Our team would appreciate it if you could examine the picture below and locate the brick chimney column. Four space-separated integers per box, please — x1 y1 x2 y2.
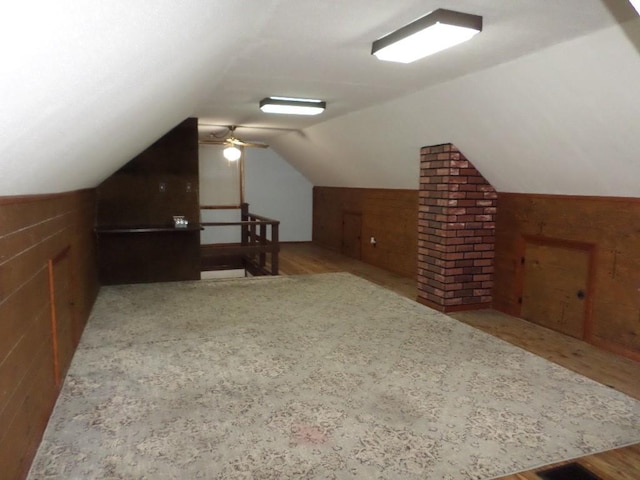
417 144 496 312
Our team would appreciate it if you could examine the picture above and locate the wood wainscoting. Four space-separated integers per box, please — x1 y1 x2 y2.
312 187 418 279
0 190 99 480
494 193 640 361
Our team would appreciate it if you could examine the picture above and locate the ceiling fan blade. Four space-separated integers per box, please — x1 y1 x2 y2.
199 125 270 149
199 138 269 149
231 138 269 148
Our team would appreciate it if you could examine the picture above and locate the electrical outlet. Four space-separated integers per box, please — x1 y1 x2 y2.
186 182 192 193
159 181 167 193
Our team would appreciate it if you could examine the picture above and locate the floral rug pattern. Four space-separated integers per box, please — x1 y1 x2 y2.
28 273 640 479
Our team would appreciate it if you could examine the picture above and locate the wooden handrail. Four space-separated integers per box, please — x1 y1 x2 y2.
201 220 278 227
247 212 280 223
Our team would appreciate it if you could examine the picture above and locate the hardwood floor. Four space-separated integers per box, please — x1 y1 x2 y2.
279 242 416 298
279 242 640 480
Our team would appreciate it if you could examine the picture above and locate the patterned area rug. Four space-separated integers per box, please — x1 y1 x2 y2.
28 273 640 479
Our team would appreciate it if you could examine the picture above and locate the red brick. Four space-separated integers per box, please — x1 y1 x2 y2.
473 289 491 296
454 260 475 268
444 297 463 306
469 176 488 184
473 274 492 282
450 176 469 184
450 160 469 168
446 222 468 230
449 192 467 199
466 192 484 198
418 143 495 310
443 282 463 291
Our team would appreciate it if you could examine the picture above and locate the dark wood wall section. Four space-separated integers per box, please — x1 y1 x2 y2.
96 118 201 284
494 193 640 361
97 118 199 227
312 187 418 279
0 190 98 480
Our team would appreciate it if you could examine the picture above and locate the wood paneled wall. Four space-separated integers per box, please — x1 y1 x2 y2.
313 187 418 279
96 118 201 284
0 190 98 480
494 193 640 360
97 118 199 228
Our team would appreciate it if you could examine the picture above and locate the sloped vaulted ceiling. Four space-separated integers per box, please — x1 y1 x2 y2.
0 0 275 195
1 1 639 196
272 17 640 196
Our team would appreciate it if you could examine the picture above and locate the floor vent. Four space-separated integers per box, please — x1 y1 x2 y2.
537 462 601 480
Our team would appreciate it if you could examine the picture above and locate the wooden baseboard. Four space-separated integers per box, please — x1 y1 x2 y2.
417 297 491 313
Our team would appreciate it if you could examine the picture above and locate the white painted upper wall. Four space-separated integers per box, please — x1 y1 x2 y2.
198 148 313 244
244 148 313 242
272 19 640 196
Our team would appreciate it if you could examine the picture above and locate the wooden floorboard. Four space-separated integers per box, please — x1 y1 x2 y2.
279 242 640 480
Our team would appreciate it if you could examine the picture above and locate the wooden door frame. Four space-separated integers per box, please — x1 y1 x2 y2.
515 235 597 341
48 246 72 388
341 210 362 259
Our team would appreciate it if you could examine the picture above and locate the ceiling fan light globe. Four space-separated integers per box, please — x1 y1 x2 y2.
223 145 242 161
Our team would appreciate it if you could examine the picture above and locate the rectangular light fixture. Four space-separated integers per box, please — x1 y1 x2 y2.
630 0 640 15
259 96 326 115
372 8 482 64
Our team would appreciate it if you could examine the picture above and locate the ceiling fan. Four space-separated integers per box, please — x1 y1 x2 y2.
199 125 269 161
199 125 269 149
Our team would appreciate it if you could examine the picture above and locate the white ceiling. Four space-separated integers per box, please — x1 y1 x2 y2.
0 0 639 196
196 0 634 140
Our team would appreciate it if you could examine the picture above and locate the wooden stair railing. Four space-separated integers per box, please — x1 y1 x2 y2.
200 203 280 276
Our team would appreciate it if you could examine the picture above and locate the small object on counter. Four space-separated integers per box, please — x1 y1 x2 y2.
173 216 188 228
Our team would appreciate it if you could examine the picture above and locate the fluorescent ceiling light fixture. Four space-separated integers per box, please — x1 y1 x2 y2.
372 8 482 63
223 145 241 161
630 0 640 15
260 96 326 115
